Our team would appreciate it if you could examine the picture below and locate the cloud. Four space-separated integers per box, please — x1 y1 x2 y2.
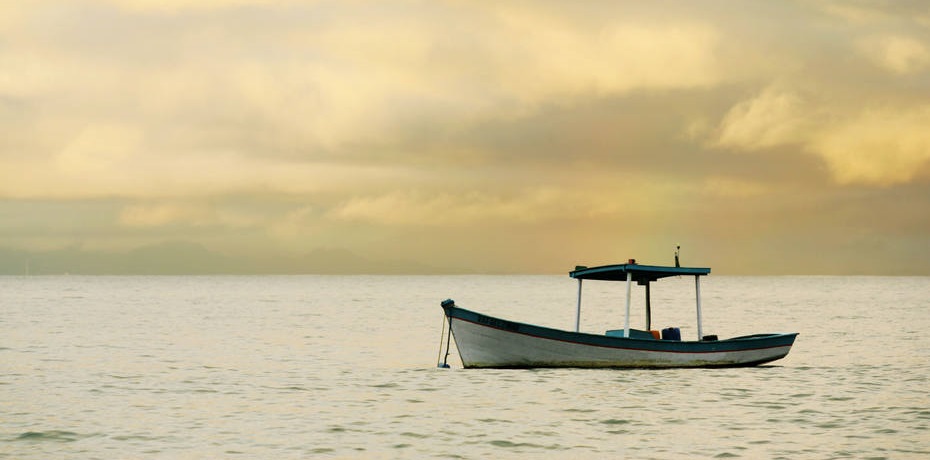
327 174 698 230
712 86 930 186
713 86 810 151
106 0 298 13
859 35 930 75
329 189 573 226
2 143 417 199
268 205 318 240
56 123 143 174
810 107 930 186
1 1 732 200
485 7 724 101
118 203 209 227
2 1 930 274
817 0 930 27
701 177 769 198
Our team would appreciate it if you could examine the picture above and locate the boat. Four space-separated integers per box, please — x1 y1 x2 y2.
437 260 797 368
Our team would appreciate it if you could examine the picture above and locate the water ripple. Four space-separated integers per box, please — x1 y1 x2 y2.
3 275 928 459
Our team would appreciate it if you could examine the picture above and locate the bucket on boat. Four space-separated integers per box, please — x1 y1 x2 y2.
649 330 661 340
661 327 681 341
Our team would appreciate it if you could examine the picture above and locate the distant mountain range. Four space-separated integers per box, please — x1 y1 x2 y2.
0 242 456 275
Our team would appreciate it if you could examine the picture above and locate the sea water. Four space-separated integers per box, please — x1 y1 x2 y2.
2 275 928 458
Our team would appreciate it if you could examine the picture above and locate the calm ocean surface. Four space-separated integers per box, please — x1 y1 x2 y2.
2 275 929 459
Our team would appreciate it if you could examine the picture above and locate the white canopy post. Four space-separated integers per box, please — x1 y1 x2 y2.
645 282 652 331
575 279 583 332
624 271 632 338
695 275 704 340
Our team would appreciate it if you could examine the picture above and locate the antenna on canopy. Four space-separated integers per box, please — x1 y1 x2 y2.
675 245 681 268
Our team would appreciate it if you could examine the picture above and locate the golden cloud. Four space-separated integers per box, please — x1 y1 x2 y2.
329 190 559 226
713 86 810 150
712 87 930 186
328 176 691 228
481 8 725 105
2 140 416 199
106 0 296 13
701 177 769 198
56 123 142 175
119 203 207 227
811 107 930 186
118 201 261 228
859 35 930 75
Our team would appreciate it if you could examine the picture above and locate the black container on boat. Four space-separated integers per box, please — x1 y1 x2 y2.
662 327 681 341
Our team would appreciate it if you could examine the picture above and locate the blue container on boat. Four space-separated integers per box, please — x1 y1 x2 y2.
662 327 681 341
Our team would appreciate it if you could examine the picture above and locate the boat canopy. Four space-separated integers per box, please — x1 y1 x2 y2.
570 263 710 284
569 262 712 338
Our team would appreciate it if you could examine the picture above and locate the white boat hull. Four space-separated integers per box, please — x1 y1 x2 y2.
444 305 796 369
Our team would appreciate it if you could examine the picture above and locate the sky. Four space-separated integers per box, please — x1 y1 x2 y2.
2 0 930 274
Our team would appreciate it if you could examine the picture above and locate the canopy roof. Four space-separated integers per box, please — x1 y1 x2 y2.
569 263 711 283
